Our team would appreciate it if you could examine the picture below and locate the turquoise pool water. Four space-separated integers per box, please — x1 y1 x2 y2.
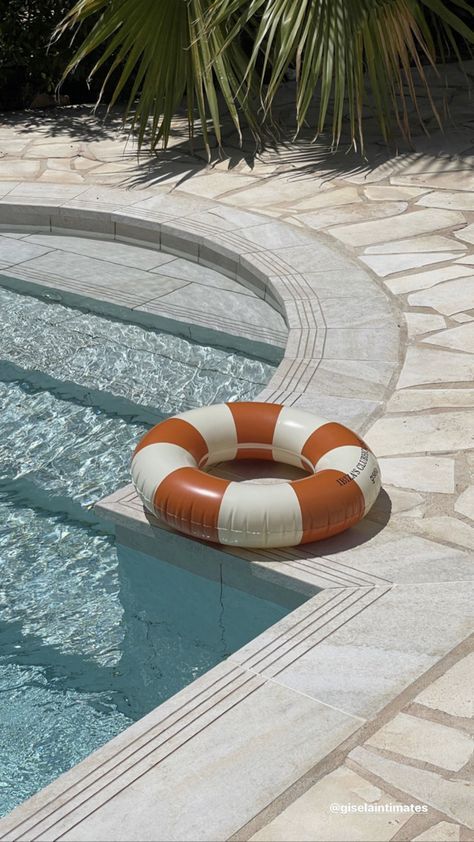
0 284 292 816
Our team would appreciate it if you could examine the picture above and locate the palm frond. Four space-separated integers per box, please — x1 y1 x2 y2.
208 0 474 150
55 0 259 157
56 0 474 154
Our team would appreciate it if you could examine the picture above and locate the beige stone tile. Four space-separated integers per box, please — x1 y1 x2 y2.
367 712 473 772
136 167 203 189
270 242 353 272
72 185 151 207
250 766 412 841
391 155 468 176
222 178 325 208
384 265 473 295
324 527 472 586
23 141 80 158
193 205 268 229
383 487 426 516
408 276 474 316
378 456 455 493
266 582 473 719
177 172 258 199
415 653 474 718
412 821 461 841
299 201 406 230
362 253 461 278
276 392 381 431
73 156 102 172
393 506 426 521
132 191 212 216
85 139 135 161
45 158 76 172
451 313 474 323
212 158 279 176
88 160 141 177
390 171 474 192
405 313 447 337
365 235 465 254
1 181 87 201
468 453 474 482
239 221 310 248
386 388 474 413
422 322 474 353
328 209 466 247
415 516 474 550
288 186 361 210
417 191 474 211
0 181 19 198
365 185 427 200
0 160 41 179
318 296 395 329
396 347 474 388
0 138 31 154
251 207 284 218
455 485 474 521
350 745 473 826
366 411 474 455
322 326 399 362
38 170 85 184
454 223 474 246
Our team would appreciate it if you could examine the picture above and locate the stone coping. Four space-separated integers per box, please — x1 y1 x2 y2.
0 182 401 433
0 186 472 841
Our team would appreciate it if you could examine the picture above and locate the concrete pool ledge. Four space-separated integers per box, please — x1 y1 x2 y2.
0 184 472 841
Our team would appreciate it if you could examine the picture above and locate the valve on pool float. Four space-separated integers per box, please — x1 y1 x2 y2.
131 402 381 549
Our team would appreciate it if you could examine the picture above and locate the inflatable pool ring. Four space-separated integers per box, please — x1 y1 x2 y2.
131 402 381 548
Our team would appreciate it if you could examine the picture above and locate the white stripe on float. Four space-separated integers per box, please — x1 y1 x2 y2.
272 406 328 468
315 445 381 514
131 443 196 513
217 481 303 548
176 404 237 465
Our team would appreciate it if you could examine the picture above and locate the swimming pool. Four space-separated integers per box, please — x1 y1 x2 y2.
0 285 294 816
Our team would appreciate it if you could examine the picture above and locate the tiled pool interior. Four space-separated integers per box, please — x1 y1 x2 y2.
0 283 293 816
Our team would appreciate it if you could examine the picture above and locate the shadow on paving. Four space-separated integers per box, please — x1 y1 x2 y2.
0 104 124 143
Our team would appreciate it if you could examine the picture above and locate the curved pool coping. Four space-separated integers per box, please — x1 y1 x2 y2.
0 184 402 435
2 186 472 842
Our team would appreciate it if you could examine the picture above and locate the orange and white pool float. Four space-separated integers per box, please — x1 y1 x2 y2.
131 402 381 548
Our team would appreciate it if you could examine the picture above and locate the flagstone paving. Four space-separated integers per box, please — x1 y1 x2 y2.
244 644 473 842
0 58 473 842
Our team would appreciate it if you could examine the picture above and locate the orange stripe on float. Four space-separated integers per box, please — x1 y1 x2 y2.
291 469 365 543
226 402 283 461
153 467 230 542
133 418 208 463
302 422 367 469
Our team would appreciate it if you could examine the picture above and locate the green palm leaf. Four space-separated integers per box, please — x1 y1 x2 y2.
55 0 259 156
56 0 473 153
208 0 473 149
